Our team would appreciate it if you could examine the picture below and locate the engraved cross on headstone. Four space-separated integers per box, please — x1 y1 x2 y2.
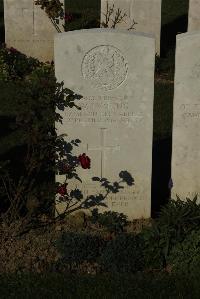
18 1 35 35
87 128 120 178
32 0 35 35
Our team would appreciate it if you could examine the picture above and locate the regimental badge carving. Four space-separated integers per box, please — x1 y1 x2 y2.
81 45 128 91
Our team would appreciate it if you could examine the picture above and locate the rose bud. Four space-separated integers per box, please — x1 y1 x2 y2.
57 183 68 196
9 47 18 53
78 153 91 169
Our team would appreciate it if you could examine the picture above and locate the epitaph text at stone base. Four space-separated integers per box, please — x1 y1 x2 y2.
54 29 155 219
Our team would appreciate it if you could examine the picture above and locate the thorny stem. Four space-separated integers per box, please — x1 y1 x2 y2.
50 17 62 33
101 0 137 30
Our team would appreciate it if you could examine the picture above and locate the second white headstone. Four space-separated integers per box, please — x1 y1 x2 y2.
172 32 200 202
4 0 64 61
188 0 200 32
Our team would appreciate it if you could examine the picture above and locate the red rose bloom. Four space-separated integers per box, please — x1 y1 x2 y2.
9 47 18 53
41 78 49 87
64 13 73 22
62 164 71 172
57 183 67 196
78 153 91 169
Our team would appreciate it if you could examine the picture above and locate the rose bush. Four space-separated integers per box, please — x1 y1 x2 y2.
0 46 135 228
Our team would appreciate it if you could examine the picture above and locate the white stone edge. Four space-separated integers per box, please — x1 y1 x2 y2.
176 30 200 41
54 28 155 40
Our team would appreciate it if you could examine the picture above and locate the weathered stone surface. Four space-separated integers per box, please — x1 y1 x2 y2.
4 0 64 61
54 29 155 220
172 32 200 202
188 0 200 32
101 0 161 54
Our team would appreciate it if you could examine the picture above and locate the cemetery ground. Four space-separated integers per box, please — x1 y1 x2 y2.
0 0 200 298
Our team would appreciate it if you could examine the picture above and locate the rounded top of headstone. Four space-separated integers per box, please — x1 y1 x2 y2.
54 28 155 40
176 31 200 41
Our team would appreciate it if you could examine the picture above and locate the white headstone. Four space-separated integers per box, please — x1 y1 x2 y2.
4 0 64 61
188 0 200 31
172 32 200 202
101 0 162 55
54 29 155 220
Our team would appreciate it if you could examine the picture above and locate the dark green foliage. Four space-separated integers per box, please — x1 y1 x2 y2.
141 197 200 269
0 272 200 299
90 208 128 233
162 0 189 26
0 46 134 223
54 232 104 267
35 0 65 33
157 196 200 230
99 233 144 273
0 47 82 223
167 229 200 277
141 224 167 269
35 0 64 19
0 45 41 81
35 0 100 32
64 0 100 31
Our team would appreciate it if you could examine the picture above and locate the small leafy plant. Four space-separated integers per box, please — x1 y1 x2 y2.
90 208 128 233
167 228 200 277
141 196 200 269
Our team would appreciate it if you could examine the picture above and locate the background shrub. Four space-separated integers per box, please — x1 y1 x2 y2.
99 233 144 273
0 44 84 223
0 45 41 81
64 0 100 31
167 228 200 277
54 232 104 268
141 197 200 269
